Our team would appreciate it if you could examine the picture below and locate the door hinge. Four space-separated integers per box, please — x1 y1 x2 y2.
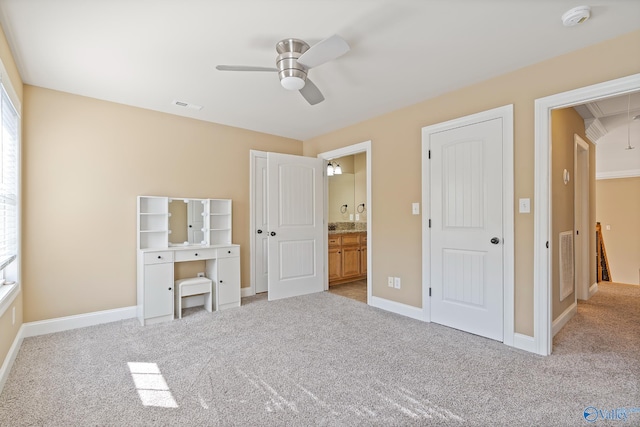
429 287 432 297
428 150 431 159
546 241 549 249
429 219 431 228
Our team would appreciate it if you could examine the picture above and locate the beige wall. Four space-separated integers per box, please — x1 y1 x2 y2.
596 177 640 285
550 108 596 320
22 85 301 322
303 30 640 336
0 24 23 378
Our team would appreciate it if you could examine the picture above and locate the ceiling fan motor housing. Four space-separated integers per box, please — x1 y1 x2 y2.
276 38 309 90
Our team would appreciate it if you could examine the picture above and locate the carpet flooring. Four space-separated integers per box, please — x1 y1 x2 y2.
0 282 638 426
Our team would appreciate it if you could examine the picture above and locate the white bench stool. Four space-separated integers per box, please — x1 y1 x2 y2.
174 277 213 319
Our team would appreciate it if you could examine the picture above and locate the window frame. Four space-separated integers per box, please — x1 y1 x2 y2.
0 65 21 318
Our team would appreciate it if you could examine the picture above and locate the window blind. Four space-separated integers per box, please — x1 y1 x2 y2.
0 83 18 272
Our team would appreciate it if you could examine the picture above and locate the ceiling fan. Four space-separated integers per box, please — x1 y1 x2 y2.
216 34 350 105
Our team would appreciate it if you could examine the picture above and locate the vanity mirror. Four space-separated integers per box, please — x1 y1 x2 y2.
327 153 367 223
169 198 207 245
328 173 354 222
138 196 232 249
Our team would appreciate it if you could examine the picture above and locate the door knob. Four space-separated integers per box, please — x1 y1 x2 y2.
490 237 500 245
270 231 276 236
257 229 263 234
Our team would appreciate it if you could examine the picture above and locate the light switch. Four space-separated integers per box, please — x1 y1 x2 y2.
606 224 611 231
519 198 531 214
412 203 420 215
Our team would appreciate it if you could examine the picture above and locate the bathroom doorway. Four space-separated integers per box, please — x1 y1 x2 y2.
319 141 372 304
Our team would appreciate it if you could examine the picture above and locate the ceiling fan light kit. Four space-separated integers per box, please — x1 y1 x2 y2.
276 39 310 90
216 34 350 105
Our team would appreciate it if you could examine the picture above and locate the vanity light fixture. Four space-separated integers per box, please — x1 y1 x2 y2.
326 161 342 176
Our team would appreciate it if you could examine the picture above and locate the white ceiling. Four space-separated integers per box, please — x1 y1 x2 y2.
574 92 640 176
0 1 639 141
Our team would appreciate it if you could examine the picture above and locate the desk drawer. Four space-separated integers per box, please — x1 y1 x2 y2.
144 251 174 265
217 246 240 258
175 248 217 262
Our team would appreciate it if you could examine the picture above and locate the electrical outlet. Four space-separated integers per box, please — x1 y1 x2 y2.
355 213 360 221
388 277 394 287
394 277 401 289
197 272 205 278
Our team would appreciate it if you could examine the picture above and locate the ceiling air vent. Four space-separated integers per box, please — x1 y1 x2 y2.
171 100 203 111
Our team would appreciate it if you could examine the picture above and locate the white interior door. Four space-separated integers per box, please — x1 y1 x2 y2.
254 155 269 293
267 152 324 300
430 118 504 341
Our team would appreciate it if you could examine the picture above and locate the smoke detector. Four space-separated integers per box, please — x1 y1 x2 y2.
562 6 591 27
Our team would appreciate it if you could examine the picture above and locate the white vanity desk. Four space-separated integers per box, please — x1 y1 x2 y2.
137 244 240 326
136 196 240 326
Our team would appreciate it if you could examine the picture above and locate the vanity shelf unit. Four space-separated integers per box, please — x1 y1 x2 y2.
137 196 240 326
137 196 170 250
207 199 232 245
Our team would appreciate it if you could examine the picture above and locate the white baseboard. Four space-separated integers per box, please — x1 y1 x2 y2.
22 306 137 338
370 296 424 321
0 324 25 396
589 282 598 298
552 302 577 337
513 333 537 353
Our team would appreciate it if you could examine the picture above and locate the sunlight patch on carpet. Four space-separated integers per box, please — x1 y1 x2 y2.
128 362 178 408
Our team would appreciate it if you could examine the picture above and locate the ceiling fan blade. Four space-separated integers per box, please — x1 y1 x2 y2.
297 34 350 69
216 65 277 72
299 79 324 105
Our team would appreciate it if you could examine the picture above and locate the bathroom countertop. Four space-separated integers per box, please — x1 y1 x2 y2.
328 230 367 235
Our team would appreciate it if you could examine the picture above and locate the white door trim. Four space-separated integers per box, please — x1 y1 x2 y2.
534 73 640 356
422 105 514 346
574 134 590 301
318 141 372 303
